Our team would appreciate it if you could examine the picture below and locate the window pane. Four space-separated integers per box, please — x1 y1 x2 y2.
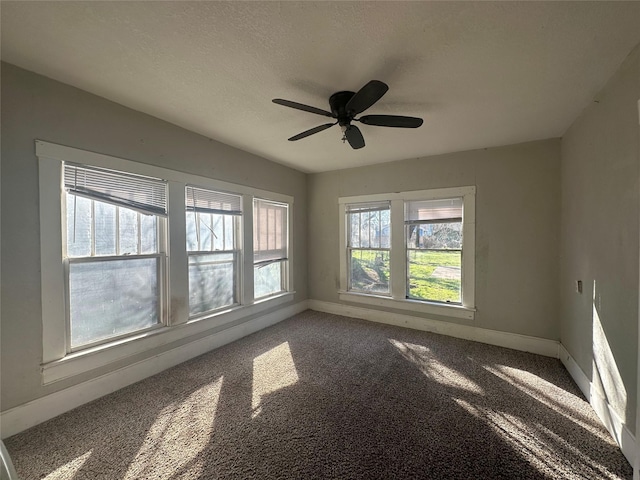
254 261 284 298
212 214 224 251
66 195 92 257
360 212 371 247
140 214 158 254
186 212 198 251
94 201 116 256
347 207 390 250
189 253 235 316
407 250 461 303
69 258 159 347
380 209 391 248
349 250 390 294
224 215 234 250
199 213 213 251
118 207 138 255
349 212 360 248
407 222 462 249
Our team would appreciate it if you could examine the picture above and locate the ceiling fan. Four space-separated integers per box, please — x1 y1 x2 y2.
272 80 423 149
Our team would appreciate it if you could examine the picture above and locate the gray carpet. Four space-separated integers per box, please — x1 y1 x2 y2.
5 310 633 479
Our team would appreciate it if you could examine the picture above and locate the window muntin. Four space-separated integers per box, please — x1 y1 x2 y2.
406 198 463 304
346 202 391 295
186 186 241 316
64 165 167 350
253 199 288 299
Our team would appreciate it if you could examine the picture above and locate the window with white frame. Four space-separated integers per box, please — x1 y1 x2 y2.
253 198 288 299
186 186 241 316
339 186 475 319
346 201 391 294
38 140 294 384
405 198 463 304
63 163 167 349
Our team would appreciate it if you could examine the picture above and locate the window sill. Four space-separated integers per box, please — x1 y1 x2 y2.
338 291 475 320
41 292 295 384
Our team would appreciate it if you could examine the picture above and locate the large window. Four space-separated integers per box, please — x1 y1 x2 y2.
64 164 167 349
38 140 294 384
253 199 288 299
339 187 475 319
186 186 241 316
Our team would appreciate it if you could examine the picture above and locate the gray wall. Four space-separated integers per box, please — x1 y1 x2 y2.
0 63 308 410
308 139 561 340
560 45 639 435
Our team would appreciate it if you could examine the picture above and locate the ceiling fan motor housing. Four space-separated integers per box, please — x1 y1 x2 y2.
329 91 356 126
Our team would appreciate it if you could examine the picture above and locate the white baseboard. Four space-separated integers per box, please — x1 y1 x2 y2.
308 299 559 358
1 300 309 439
557 343 591 399
559 343 637 468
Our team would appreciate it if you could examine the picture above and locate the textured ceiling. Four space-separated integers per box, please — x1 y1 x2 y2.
2 2 640 173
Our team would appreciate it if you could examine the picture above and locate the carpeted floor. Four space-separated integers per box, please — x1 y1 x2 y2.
5 310 633 479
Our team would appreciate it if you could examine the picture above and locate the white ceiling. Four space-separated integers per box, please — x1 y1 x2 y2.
2 2 640 173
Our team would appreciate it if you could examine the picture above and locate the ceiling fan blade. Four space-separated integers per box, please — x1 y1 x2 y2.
345 80 389 115
358 115 423 128
288 123 335 141
273 99 334 118
345 125 365 149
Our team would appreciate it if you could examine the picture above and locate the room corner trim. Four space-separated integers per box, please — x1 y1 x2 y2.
0 299 309 440
559 343 637 467
308 299 559 358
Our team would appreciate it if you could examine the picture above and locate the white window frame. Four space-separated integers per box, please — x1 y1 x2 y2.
253 198 290 300
338 186 476 320
61 163 170 351
185 186 243 318
37 140 294 384
345 201 391 295
64 222 168 351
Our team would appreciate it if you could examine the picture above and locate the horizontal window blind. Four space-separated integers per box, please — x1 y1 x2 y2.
64 163 167 217
186 186 242 215
254 199 288 265
346 201 390 214
405 198 462 223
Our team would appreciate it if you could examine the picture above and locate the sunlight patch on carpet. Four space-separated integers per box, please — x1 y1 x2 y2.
483 364 606 436
389 338 484 394
123 376 223 479
453 398 623 479
252 341 299 418
43 450 92 479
